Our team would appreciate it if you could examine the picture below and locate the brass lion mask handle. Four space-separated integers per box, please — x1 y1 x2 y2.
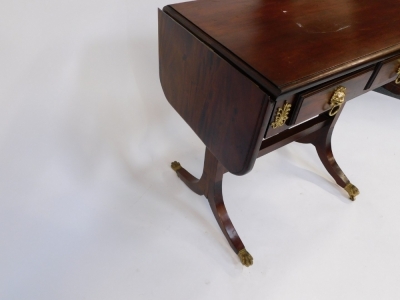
329 86 346 116
395 67 400 85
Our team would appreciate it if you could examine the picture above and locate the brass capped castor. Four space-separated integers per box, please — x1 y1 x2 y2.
344 183 360 201
238 249 253 267
171 161 182 172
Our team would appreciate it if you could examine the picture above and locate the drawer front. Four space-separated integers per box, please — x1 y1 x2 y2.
369 55 400 90
289 67 374 125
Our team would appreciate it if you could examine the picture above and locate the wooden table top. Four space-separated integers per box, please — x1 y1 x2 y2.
167 0 400 93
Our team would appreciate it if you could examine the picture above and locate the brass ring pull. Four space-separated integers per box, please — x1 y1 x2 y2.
329 86 346 116
395 67 400 85
329 104 341 116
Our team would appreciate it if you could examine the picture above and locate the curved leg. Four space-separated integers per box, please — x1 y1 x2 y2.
297 108 360 201
171 148 253 266
171 161 204 195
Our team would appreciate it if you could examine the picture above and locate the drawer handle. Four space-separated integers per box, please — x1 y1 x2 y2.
271 102 292 129
329 86 346 116
395 67 400 84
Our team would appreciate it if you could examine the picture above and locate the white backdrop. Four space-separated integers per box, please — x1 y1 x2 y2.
1 1 400 299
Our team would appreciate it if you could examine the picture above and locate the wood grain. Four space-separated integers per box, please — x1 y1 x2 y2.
159 10 274 175
369 55 400 90
167 0 400 94
289 67 374 125
173 148 246 254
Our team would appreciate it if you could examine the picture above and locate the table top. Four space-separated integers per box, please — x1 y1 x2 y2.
167 0 400 93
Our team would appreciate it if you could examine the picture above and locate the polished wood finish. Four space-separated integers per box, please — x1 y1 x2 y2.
173 149 245 254
297 105 350 190
159 0 400 265
159 9 274 175
369 55 400 90
259 114 331 158
288 67 374 126
167 0 400 94
264 67 374 138
382 80 400 95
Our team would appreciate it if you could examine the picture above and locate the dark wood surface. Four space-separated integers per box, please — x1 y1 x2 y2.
259 113 331 158
369 55 400 90
172 149 245 254
290 67 374 125
259 100 355 197
264 66 374 138
382 81 400 94
167 0 400 94
159 9 274 175
160 0 400 266
296 104 352 192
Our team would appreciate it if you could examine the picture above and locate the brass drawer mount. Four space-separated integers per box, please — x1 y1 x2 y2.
329 86 346 116
395 67 400 84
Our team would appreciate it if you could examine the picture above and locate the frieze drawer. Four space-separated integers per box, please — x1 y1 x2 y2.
289 67 374 125
369 55 400 90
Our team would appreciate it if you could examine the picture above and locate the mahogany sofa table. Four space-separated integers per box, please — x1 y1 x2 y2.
158 0 400 267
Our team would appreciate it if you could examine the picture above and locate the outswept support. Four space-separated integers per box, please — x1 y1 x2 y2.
297 106 360 201
171 148 253 267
